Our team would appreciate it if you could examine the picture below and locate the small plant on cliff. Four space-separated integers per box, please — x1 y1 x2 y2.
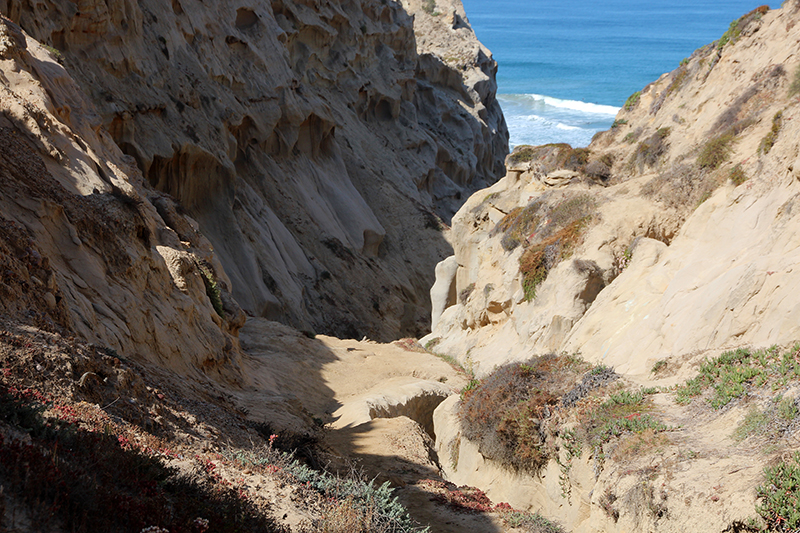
729 163 748 186
507 145 537 165
651 359 668 375
43 44 64 63
759 111 784 155
732 406 769 442
790 65 800 97
556 428 581 502
424 337 441 351
718 6 769 51
756 451 800 530
421 0 438 15
497 510 567 533
624 91 642 111
630 127 671 172
197 263 225 318
517 195 596 301
718 19 741 50
674 345 800 409
458 283 475 304
697 131 736 170
580 390 669 452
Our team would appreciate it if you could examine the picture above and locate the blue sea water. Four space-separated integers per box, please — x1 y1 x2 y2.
460 0 782 147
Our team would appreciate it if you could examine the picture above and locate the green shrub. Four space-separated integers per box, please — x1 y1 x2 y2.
424 337 441 351
732 406 769 442
718 7 769 51
606 390 645 406
507 143 589 172
729 164 747 186
651 359 668 375
623 91 641 111
43 44 64 63
674 346 800 409
777 395 799 420
516 195 596 301
197 262 225 318
790 65 800 97
459 355 587 473
492 193 596 299
665 67 689 98
697 131 736 169
498 510 566 533
675 377 703 404
507 145 537 165
718 19 741 50
421 0 436 15
623 130 640 144
631 127 671 171
759 110 783 154
756 452 800 529
581 389 668 449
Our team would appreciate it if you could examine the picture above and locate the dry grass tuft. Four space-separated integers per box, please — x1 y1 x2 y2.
630 127 671 172
492 193 596 300
459 354 589 474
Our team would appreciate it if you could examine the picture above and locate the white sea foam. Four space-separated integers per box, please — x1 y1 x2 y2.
522 94 620 116
498 93 618 148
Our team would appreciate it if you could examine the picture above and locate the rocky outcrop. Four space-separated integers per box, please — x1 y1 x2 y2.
0 16 245 380
2 0 508 341
424 4 800 378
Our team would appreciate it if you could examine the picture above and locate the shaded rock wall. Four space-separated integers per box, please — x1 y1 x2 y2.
2 0 508 340
0 17 245 381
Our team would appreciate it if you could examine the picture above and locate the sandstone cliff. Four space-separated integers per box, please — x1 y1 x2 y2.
426 3 800 378
0 2 511 530
0 17 246 381
2 0 507 341
423 4 800 532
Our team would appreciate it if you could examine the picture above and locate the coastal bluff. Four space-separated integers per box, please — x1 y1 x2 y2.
3 1 800 533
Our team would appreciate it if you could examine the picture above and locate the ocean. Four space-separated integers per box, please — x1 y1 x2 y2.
460 0 783 147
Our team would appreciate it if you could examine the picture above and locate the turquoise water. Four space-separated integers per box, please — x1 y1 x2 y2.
460 1 782 147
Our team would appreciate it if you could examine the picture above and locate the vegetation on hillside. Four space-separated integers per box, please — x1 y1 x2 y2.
491 193 597 301
0 324 427 533
458 354 670 480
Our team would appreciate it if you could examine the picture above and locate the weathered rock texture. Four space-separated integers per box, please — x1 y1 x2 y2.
2 0 507 340
425 4 800 378
0 16 246 381
422 4 800 531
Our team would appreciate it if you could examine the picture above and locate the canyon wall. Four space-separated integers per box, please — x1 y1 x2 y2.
425 4 800 378
2 0 508 341
421 7 800 529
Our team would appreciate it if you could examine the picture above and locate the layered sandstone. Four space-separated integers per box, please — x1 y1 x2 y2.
0 17 245 382
2 0 507 341
425 4 800 378
422 4 800 531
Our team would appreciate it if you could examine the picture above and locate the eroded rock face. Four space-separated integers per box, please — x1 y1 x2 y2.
425 5 800 377
2 0 508 340
0 16 244 381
